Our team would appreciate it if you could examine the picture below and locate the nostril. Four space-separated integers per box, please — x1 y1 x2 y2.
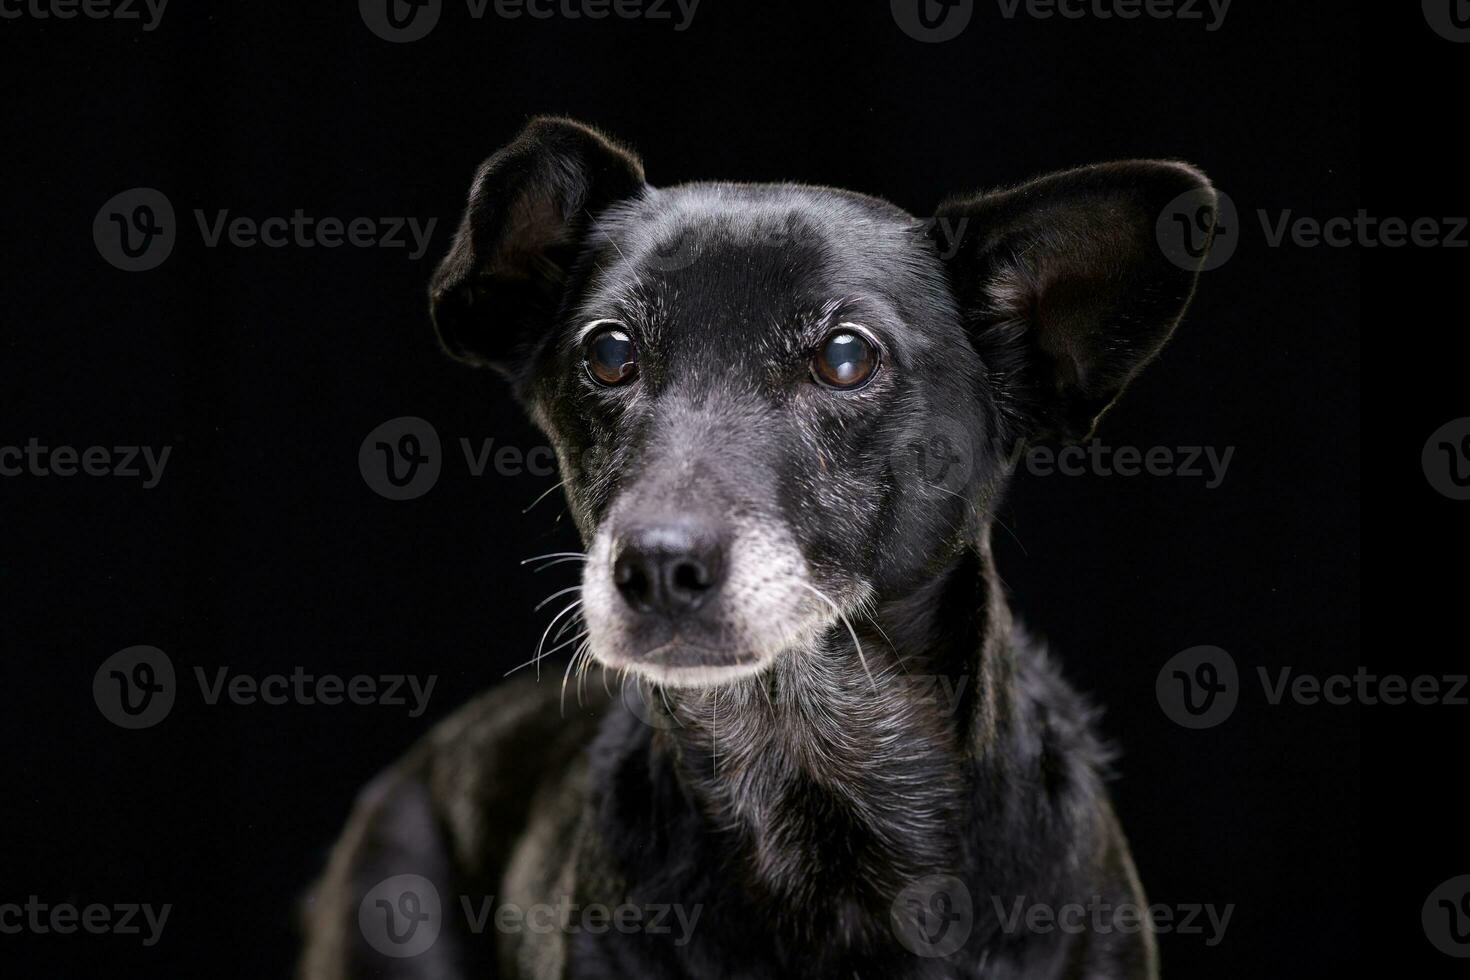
670 559 712 596
613 553 655 611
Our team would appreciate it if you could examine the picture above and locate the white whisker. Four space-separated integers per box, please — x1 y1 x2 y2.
532 598 583 680
534 585 583 613
522 481 566 515
532 555 588 572
520 551 588 566
798 581 877 692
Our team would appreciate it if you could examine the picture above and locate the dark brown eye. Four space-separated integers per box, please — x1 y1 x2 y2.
585 326 637 387
811 329 879 390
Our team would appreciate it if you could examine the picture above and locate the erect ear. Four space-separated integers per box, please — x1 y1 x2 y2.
429 116 647 383
935 161 1216 443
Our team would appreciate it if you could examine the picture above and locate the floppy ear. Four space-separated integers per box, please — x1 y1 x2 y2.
935 161 1216 442
429 116 647 383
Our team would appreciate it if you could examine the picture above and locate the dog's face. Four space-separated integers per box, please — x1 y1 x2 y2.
531 186 991 686
431 118 1214 687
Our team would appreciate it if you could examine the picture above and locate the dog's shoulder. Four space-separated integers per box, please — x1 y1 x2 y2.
421 674 610 843
1007 623 1118 782
297 673 610 979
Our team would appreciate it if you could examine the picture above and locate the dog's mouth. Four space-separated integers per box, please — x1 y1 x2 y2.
577 516 827 689
587 619 784 688
642 640 759 668
602 638 769 688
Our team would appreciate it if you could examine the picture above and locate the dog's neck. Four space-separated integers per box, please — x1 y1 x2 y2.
645 540 1018 928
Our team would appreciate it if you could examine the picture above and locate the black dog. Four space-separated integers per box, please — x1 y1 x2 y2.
300 117 1214 979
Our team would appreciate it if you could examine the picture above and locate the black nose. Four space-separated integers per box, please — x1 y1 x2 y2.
613 517 726 616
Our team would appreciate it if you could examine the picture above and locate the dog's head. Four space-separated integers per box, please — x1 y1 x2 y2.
431 117 1214 688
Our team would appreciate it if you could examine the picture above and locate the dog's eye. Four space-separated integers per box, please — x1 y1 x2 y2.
585 326 638 387
811 329 879 390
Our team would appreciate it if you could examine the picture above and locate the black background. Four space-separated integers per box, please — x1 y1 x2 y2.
0 1 1407 977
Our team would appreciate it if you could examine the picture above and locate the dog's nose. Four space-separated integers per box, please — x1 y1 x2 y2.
613 517 726 616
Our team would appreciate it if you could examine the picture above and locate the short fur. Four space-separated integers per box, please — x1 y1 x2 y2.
300 117 1216 979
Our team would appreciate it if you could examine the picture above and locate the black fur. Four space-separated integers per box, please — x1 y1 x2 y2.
300 117 1215 979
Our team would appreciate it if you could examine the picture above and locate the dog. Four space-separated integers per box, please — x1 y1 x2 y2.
299 117 1215 979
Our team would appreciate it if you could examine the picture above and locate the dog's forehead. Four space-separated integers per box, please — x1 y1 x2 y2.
581 183 927 352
